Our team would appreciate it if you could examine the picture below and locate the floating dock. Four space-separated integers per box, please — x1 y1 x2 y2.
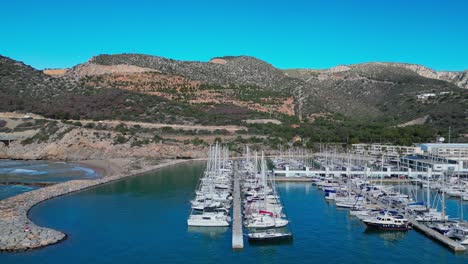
232 162 243 249
275 176 313 182
408 217 466 252
360 188 466 252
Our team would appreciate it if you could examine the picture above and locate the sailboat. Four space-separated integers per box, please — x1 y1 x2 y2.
188 143 232 227
247 229 293 242
444 165 468 244
244 152 289 228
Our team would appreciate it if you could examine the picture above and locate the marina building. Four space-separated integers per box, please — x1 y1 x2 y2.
351 144 423 157
417 143 468 169
399 154 466 173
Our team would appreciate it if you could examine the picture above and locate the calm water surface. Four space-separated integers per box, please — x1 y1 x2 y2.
0 161 467 264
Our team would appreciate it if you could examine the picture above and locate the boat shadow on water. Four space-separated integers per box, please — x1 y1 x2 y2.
187 226 229 238
364 228 408 241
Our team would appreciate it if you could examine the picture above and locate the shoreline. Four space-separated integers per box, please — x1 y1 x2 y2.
0 158 194 252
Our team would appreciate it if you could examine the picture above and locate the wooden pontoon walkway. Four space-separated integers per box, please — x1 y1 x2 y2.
232 162 243 249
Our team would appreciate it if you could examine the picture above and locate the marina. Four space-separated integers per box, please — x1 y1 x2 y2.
187 145 293 248
240 150 292 242
1 160 467 264
1 146 467 262
1 1 467 262
271 148 468 252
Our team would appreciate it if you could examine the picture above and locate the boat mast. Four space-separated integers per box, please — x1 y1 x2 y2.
261 151 267 212
427 168 431 209
458 154 463 221
380 154 384 186
441 162 446 221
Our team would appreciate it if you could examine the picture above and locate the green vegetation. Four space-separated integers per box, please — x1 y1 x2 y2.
55 126 76 141
191 137 206 146
113 134 129 145
2 54 467 147
131 138 151 147
245 114 446 147
21 121 60 145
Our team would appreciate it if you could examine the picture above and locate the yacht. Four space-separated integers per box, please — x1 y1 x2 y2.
248 229 293 242
187 212 230 227
413 208 449 222
363 211 411 231
446 223 468 245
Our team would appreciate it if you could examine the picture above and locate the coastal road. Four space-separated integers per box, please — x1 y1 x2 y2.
0 112 247 132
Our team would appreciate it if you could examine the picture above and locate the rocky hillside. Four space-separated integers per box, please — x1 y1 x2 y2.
65 54 467 127
285 63 467 127
72 54 291 90
2 54 467 141
0 117 208 160
285 62 468 89
62 54 299 117
0 55 271 125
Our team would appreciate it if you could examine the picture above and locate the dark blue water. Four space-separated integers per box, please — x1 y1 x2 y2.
0 162 467 263
0 160 99 200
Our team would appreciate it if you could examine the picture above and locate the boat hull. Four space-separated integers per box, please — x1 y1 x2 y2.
248 234 293 243
364 222 411 231
187 220 229 227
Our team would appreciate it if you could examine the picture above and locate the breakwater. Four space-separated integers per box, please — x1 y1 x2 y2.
0 159 189 251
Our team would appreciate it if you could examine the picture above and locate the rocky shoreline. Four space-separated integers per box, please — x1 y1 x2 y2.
0 159 191 252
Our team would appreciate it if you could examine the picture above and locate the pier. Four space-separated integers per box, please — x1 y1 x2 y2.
232 162 243 249
274 176 313 182
360 188 466 252
274 168 444 178
409 217 466 252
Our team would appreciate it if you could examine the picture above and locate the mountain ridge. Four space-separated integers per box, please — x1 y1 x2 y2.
1 53 467 136
284 62 468 89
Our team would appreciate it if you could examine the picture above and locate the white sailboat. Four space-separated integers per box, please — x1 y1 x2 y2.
188 143 232 227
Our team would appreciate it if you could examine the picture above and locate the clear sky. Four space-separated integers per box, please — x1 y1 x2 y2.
1 0 467 70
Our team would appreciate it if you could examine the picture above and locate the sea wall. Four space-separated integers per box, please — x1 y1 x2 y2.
0 159 190 252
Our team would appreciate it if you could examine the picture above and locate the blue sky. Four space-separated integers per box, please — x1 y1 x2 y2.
1 0 467 70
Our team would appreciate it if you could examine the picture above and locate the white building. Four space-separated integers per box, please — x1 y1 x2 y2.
418 143 468 168
416 93 436 100
352 144 423 157
400 154 465 173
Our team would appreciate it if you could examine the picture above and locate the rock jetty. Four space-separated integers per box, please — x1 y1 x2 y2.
0 159 189 252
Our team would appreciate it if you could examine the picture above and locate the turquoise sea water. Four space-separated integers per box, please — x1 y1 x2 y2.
0 160 99 200
0 161 467 263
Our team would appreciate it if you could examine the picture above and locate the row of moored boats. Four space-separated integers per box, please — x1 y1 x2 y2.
187 144 233 227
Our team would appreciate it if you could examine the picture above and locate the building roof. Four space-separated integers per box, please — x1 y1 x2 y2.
402 154 458 165
418 143 468 148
